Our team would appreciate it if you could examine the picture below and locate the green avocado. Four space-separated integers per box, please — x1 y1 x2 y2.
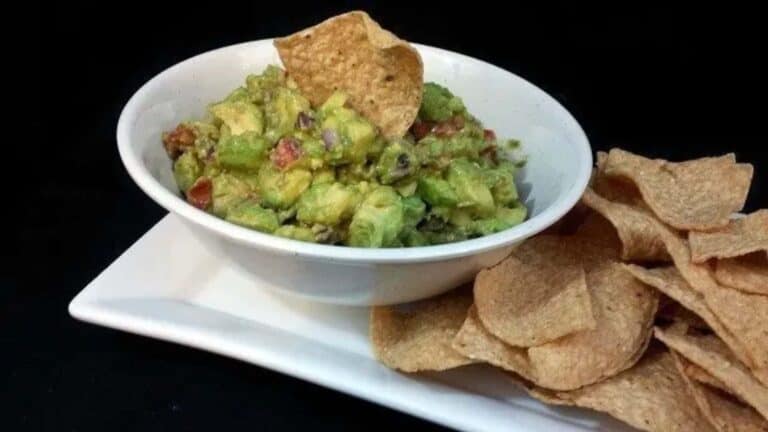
165 65 527 246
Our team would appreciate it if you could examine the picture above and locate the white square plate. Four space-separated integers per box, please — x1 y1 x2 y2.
70 214 632 432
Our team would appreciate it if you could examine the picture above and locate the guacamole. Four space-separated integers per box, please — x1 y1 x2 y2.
162 66 527 247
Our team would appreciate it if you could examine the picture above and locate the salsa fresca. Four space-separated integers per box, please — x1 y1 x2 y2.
163 66 527 247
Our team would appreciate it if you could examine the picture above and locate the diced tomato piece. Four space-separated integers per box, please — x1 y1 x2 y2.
480 145 498 163
187 177 212 210
433 122 458 138
162 124 196 159
411 120 435 140
433 115 465 138
483 129 497 141
271 137 302 169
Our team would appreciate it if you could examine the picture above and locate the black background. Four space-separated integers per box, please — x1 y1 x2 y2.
15 2 766 431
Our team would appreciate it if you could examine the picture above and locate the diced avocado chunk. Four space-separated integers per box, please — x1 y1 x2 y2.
296 182 361 226
336 163 377 184
312 168 336 185
319 91 348 114
423 227 467 245
211 173 252 217
225 200 279 233
224 87 250 103
376 140 419 185
319 93 377 165
419 83 466 122
265 87 311 141
347 186 404 248
485 161 519 206
202 163 221 179
229 170 261 190
401 195 426 228
300 138 325 159
417 176 458 207
498 205 527 225
273 225 316 242
276 206 297 224
446 134 484 159
395 180 418 197
470 206 527 236
342 119 376 164
321 116 376 165
291 137 325 170
173 151 202 192
217 131 270 170
258 164 312 209
447 159 495 217
245 65 286 103
429 206 453 222
448 208 473 228
210 101 264 136
400 228 429 247
184 121 219 160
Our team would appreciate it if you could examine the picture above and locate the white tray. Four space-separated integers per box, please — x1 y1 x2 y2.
70 214 633 432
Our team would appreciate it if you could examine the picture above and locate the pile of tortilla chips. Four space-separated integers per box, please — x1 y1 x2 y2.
371 148 768 431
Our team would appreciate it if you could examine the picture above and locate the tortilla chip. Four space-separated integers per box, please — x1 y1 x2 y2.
655 326 768 420
700 284 768 369
671 351 768 432
525 260 657 390
592 151 644 206
596 150 608 170
656 299 711 331
474 237 595 347
588 194 768 371
689 210 768 262
680 357 738 398
570 211 624 256
542 202 592 236
623 264 768 386
715 253 768 295
602 148 753 230
518 346 717 432
370 286 474 372
458 239 657 391
451 306 533 378
274 11 423 137
581 187 670 262
652 224 768 370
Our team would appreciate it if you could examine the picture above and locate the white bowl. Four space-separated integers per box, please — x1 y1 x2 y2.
117 40 592 306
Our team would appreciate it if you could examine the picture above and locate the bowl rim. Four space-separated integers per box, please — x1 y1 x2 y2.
117 39 592 264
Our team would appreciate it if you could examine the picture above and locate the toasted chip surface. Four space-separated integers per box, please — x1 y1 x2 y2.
451 306 533 378
656 299 711 331
370 286 473 372
689 210 768 262
602 149 753 230
652 224 768 370
655 326 768 420
582 187 670 262
275 11 423 137
520 346 717 432
715 253 768 295
591 196 768 371
525 261 657 390
671 351 768 432
592 151 644 206
625 264 768 387
461 236 657 391
475 237 595 347
679 357 737 398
